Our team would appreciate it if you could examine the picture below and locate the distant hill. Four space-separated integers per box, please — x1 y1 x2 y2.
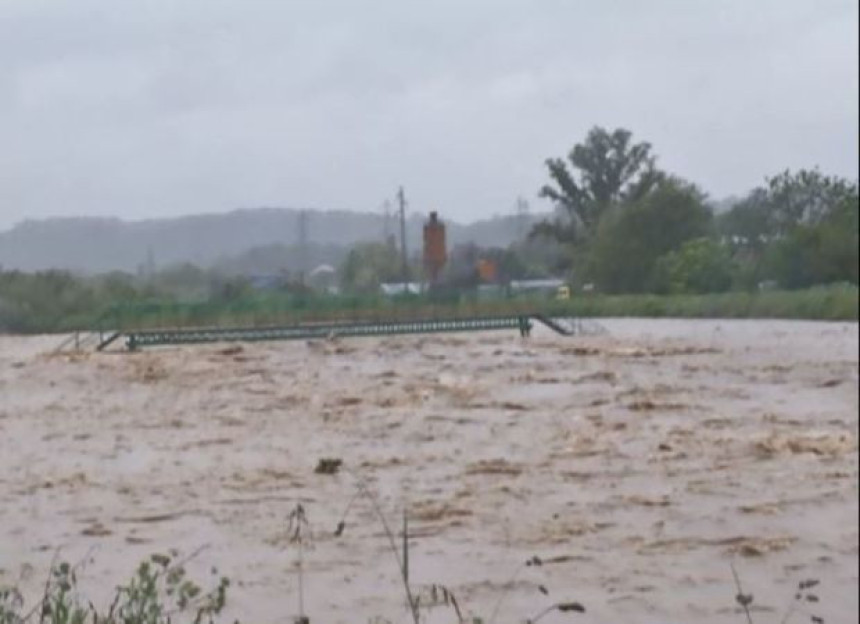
212 242 350 277
0 208 548 274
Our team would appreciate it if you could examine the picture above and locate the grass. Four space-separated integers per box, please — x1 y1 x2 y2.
730 563 826 624
88 285 859 333
3 284 856 335
555 284 858 321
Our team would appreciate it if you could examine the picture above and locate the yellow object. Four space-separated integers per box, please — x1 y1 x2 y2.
556 285 570 300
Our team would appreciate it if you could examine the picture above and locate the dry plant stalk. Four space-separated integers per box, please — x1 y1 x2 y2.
288 503 311 623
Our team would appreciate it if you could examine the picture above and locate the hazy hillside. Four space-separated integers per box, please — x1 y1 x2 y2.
212 242 350 277
0 208 547 273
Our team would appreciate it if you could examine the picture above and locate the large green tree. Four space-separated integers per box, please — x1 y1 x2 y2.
721 169 858 244
532 126 662 244
588 177 713 293
651 237 735 294
765 169 857 232
764 193 859 288
718 188 772 252
720 169 859 287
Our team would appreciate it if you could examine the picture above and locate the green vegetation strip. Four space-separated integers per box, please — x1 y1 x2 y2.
557 286 858 321
102 286 857 335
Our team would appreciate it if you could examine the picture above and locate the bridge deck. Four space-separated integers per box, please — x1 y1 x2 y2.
121 314 573 349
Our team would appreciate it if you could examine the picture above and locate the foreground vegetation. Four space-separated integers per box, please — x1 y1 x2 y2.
0 551 230 624
0 545 826 623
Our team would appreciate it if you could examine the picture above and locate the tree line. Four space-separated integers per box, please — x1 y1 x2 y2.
1 125 857 332
528 126 858 294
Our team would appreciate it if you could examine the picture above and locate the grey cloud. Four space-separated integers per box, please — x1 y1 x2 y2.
1 0 857 229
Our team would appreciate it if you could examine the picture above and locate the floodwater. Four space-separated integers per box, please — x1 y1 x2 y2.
0 319 857 623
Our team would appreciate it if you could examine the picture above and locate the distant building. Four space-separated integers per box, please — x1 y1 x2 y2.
310 263 336 276
308 264 337 292
248 274 284 290
380 282 422 296
509 278 566 295
477 258 497 283
423 211 447 285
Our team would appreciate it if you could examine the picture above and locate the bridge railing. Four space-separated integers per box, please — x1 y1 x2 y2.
97 293 569 333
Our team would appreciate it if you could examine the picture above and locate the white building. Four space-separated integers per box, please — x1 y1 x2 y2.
380 282 423 296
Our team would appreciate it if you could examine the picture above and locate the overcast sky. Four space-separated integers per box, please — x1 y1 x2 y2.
1 0 857 229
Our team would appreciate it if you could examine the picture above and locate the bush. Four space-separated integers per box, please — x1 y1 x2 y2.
651 238 735 294
0 552 230 624
588 178 713 293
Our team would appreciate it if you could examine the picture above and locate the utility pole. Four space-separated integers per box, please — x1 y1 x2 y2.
397 186 409 283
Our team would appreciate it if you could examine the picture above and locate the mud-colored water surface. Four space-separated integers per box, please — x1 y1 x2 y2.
1 319 857 623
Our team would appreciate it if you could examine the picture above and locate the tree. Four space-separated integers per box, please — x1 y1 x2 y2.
765 169 857 232
339 242 402 294
721 169 858 244
441 243 482 289
509 236 569 278
0 269 98 332
718 189 772 252
652 237 734 294
765 192 859 288
721 169 859 288
148 262 212 299
532 126 662 244
588 177 713 293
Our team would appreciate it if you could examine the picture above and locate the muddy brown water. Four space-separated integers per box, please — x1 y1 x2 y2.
0 319 857 623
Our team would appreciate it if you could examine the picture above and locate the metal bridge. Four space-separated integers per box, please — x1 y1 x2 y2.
117 314 584 350
54 313 605 352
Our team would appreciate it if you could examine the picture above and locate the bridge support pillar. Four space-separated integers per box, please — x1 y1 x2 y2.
518 316 532 337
